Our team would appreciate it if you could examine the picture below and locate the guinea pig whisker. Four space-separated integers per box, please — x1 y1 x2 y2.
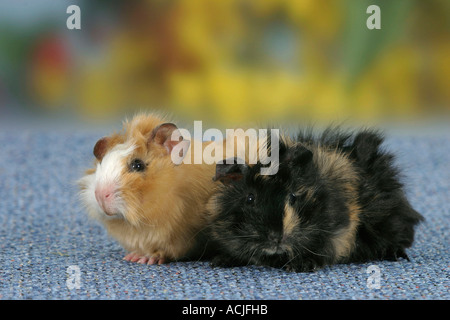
246 247 259 266
231 235 260 239
214 234 260 240
192 239 210 263
302 226 335 234
185 224 212 245
281 252 301 270
296 241 330 258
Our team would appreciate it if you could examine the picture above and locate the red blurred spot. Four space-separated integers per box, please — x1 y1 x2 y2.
32 34 69 72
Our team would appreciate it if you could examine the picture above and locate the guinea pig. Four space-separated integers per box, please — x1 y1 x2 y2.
78 113 219 265
206 128 424 272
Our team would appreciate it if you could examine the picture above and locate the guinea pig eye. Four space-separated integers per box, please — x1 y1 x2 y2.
246 193 255 205
129 159 146 172
289 193 297 205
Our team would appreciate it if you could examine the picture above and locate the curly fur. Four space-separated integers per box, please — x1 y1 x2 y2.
205 127 424 272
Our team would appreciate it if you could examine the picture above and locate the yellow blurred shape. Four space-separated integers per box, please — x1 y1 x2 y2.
30 67 68 110
250 71 298 117
207 67 249 123
77 66 122 118
169 73 205 112
432 40 450 107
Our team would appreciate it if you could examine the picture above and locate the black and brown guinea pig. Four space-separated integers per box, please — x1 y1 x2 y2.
206 128 424 272
78 113 219 265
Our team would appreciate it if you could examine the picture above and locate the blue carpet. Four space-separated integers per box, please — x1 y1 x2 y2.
0 123 448 300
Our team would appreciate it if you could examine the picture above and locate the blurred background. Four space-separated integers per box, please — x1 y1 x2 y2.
0 0 449 129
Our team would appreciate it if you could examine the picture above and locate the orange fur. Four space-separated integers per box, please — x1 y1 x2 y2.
79 113 219 262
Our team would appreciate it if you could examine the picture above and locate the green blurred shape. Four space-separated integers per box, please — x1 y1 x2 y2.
342 0 413 85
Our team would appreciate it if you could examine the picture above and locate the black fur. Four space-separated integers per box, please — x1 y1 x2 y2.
205 128 424 272
343 130 424 263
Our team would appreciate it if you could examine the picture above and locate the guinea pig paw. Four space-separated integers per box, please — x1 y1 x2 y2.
123 252 146 263
147 254 166 265
123 252 167 265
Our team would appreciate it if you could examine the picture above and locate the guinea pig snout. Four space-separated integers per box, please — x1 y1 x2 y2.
95 184 118 216
263 231 287 255
267 231 282 244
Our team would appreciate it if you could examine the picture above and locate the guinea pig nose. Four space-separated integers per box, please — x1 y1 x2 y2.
95 185 115 200
267 232 281 244
94 184 117 215
95 188 105 203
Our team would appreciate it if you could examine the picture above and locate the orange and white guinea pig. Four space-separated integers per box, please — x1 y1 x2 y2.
78 113 218 265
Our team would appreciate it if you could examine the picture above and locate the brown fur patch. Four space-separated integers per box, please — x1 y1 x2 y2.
295 185 316 204
90 133 126 166
314 147 355 183
283 203 300 237
84 168 96 176
311 145 361 261
332 200 361 260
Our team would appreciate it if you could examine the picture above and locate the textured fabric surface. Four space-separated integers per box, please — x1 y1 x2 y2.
0 124 448 300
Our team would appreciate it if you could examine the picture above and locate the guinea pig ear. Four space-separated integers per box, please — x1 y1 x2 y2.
291 146 313 166
93 137 109 160
213 158 247 183
149 123 189 157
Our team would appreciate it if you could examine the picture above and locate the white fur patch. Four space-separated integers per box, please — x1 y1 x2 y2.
79 142 135 220
95 142 135 187
78 173 104 218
